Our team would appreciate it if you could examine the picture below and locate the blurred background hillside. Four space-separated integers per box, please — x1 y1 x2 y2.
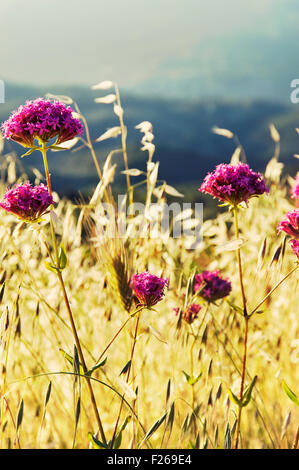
0 0 298 199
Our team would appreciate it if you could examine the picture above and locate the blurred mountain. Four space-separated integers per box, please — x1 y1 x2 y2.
0 82 298 200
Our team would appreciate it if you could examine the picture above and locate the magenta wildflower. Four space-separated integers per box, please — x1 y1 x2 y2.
277 209 299 239
130 271 168 308
289 239 299 258
198 163 268 206
291 175 299 202
0 182 54 222
1 98 83 148
174 303 201 324
194 270 231 303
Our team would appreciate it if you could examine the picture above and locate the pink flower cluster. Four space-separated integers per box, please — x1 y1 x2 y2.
130 271 168 308
277 209 299 239
194 270 231 303
174 303 201 324
290 239 299 258
199 163 268 206
0 183 54 222
278 209 299 258
1 98 83 148
291 175 299 203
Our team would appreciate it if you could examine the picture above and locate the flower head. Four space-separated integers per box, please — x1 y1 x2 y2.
277 209 299 239
1 98 83 148
198 163 268 206
290 239 299 258
0 182 54 222
291 175 299 202
130 271 168 308
174 303 201 324
194 270 231 303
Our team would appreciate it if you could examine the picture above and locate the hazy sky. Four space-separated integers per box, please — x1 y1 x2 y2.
0 0 296 90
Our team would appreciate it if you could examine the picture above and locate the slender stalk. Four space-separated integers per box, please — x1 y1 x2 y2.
74 102 111 205
234 315 249 449
249 264 299 316
233 206 249 449
96 307 143 364
189 332 196 411
188 326 197 438
110 311 141 449
39 143 107 445
233 207 247 316
114 84 130 189
292 426 299 449
114 83 134 207
0 290 19 448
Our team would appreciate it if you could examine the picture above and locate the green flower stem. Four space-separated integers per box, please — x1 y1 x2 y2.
39 143 107 445
233 206 249 449
233 207 247 317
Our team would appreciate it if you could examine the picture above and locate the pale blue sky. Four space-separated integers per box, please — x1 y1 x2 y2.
0 0 297 98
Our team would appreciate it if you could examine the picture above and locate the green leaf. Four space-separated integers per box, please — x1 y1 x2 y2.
138 412 167 447
165 402 175 435
48 145 67 151
110 415 132 449
241 375 257 407
282 380 299 407
44 261 60 274
183 370 202 386
227 388 242 407
86 358 107 377
59 348 85 376
20 147 38 158
226 300 244 316
88 432 108 449
59 244 68 270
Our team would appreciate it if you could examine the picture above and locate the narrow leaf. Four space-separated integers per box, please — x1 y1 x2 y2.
224 423 231 449
59 244 68 270
241 375 257 407
139 412 167 447
282 380 299 406
16 399 24 431
88 432 108 449
227 388 242 407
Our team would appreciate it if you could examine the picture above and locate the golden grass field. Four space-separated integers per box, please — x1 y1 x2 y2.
0 88 298 450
